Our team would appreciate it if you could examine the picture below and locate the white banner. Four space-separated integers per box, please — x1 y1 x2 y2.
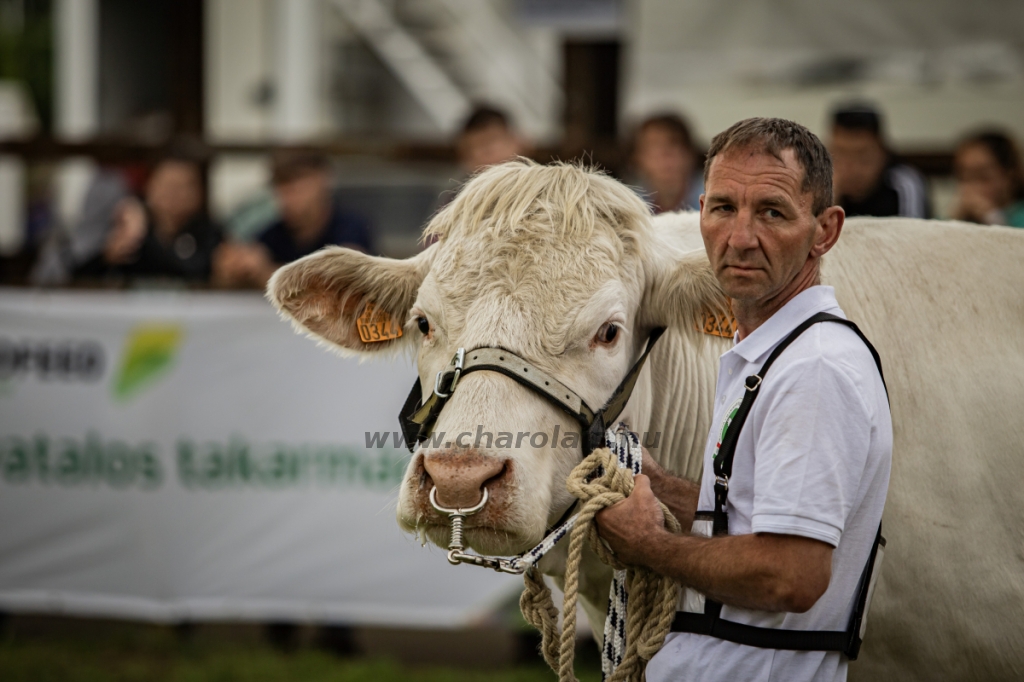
0 289 518 626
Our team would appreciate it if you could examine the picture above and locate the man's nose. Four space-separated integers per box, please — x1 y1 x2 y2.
727 210 759 250
422 448 507 509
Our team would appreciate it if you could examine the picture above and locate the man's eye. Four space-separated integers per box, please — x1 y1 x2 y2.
765 209 783 219
712 204 734 213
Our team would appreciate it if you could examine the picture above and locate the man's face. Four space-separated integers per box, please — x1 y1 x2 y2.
830 127 886 200
458 124 522 174
275 170 331 228
635 126 694 189
700 147 823 305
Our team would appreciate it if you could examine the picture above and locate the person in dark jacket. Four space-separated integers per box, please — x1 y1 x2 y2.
829 103 930 219
213 151 371 288
76 151 220 283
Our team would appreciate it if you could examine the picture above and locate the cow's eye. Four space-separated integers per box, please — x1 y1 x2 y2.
416 316 430 335
596 323 619 345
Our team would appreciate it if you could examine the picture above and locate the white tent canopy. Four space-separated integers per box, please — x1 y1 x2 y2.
625 0 1024 148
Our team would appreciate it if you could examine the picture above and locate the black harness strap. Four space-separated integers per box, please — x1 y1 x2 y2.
674 312 889 660
712 312 887 535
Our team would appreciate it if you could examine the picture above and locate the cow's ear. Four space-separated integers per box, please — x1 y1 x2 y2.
640 220 730 333
267 245 433 355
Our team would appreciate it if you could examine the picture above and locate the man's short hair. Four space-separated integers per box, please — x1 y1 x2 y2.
832 103 883 137
635 112 695 152
460 105 512 136
270 150 331 186
704 117 834 215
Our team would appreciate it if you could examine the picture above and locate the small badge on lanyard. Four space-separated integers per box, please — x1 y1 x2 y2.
357 303 403 343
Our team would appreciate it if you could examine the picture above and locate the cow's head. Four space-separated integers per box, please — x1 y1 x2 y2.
269 161 725 555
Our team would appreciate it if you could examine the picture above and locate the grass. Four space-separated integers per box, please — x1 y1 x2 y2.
0 617 603 682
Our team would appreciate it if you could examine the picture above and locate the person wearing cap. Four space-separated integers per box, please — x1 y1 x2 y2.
213 151 372 288
829 104 930 219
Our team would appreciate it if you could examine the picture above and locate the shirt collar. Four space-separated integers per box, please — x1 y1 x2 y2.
728 285 844 364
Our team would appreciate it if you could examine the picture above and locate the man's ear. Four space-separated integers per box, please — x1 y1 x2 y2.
812 205 844 258
267 245 434 355
639 212 730 332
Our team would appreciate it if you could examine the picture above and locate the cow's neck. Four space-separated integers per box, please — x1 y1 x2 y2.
627 328 729 482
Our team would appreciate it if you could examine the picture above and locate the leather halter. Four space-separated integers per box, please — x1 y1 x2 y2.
398 328 665 456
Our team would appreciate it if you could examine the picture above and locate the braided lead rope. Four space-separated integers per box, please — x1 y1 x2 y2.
519 424 681 682
601 427 640 679
507 515 578 572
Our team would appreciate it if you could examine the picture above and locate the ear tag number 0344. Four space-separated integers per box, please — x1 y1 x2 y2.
357 303 403 343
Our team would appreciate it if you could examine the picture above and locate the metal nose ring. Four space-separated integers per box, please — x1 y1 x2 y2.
429 486 489 517
429 487 489 565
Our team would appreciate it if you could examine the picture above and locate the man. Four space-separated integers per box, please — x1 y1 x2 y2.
631 112 704 213
213 151 371 288
595 118 892 682
830 103 929 218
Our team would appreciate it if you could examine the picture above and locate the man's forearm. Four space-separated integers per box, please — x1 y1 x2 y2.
644 460 700 529
639 530 832 614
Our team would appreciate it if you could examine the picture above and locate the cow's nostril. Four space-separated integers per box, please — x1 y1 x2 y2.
422 450 506 510
484 461 509 489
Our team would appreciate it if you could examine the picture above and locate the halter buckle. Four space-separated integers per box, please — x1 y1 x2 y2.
433 348 466 399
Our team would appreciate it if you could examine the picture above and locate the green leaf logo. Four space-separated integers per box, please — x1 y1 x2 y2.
113 325 184 401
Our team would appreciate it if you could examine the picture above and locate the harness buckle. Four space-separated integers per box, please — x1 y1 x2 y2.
433 348 466 399
715 474 729 491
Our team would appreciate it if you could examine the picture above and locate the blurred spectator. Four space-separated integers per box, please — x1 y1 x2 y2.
951 130 1024 228
456 105 527 175
425 105 526 245
31 170 129 286
213 151 372 288
75 149 220 283
830 103 930 219
631 113 703 213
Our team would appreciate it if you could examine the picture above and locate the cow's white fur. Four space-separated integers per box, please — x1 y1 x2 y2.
269 161 1024 680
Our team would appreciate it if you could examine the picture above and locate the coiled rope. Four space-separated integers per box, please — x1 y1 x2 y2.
519 436 681 682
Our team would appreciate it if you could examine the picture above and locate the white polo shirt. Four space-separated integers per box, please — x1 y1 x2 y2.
647 285 892 682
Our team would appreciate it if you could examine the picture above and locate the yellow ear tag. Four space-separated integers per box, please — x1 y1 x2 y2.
700 311 741 337
357 303 403 343
699 309 737 338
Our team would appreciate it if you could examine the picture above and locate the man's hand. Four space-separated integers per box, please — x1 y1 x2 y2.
637 446 700 530
595 475 669 566
212 242 277 288
104 198 147 264
954 184 1001 224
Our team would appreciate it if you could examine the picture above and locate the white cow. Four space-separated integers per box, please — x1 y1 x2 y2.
269 161 1024 681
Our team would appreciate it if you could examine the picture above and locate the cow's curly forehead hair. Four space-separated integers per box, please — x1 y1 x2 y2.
704 117 834 215
425 159 649 249
420 159 653 356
